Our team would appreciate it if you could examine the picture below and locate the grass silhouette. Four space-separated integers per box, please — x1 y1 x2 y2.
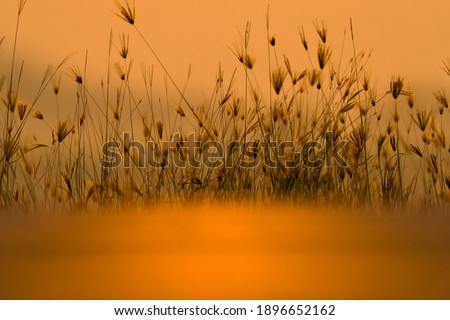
1 0 450 213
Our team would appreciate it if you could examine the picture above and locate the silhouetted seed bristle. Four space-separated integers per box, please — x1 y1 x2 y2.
299 26 308 50
231 97 240 117
387 122 394 135
426 154 439 175
413 110 431 132
176 106 185 117
408 93 414 108
445 176 450 190
377 134 386 154
3 139 19 162
80 113 86 126
348 127 366 153
272 103 281 123
441 57 450 77
316 75 322 90
56 120 75 143
68 66 83 84
434 90 448 110
156 121 163 139
114 110 120 121
317 43 332 69
314 20 328 43
17 103 27 121
115 0 135 25
284 55 292 78
437 131 446 149
271 68 286 95
367 88 377 107
243 54 255 69
329 65 336 82
293 69 307 85
33 109 44 120
390 135 397 152
119 33 129 59
269 35 276 46
230 44 254 69
18 0 27 15
362 73 370 91
4 89 18 112
390 75 404 100
52 73 61 95
309 69 318 87
219 93 232 107
339 101 356 113
62 172 72 194
409 144 423 158
114 62 126 80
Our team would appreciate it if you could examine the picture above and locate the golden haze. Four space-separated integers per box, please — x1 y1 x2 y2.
1 204 450 299
0 0 449 106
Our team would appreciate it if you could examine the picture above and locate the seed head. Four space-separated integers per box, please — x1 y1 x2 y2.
426 154 439 176
390 75 404 100
362 72 370 91
409 144 423 158
317 43 332 70
434 90 448 110
56 120 75 143
299 26 308 51
390 135 397 152
269 35 276 46
377 134 386 154
441 57 450 77
115 0 136 25
53 73 61 95
413 110 431 132
118 33 130 59
68 66 83 84
308 69 318 87
17 103 27 121
243 54 255 69
3 139 19 162
348 126 367 153
114 62 126 81
314 20 328 43
271 68 286 95
176 106 185 117
156 121 163 139
33 109 44 120
408 93 414 109
5 89 18 112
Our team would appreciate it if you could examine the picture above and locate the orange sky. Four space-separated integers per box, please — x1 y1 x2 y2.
1 0 450 110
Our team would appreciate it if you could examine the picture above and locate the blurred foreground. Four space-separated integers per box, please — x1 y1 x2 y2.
0 205 449 299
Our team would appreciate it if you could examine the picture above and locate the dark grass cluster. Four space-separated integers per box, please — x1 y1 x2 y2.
1 1 450 213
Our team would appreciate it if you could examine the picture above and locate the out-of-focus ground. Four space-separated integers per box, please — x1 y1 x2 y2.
0 205 449 299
